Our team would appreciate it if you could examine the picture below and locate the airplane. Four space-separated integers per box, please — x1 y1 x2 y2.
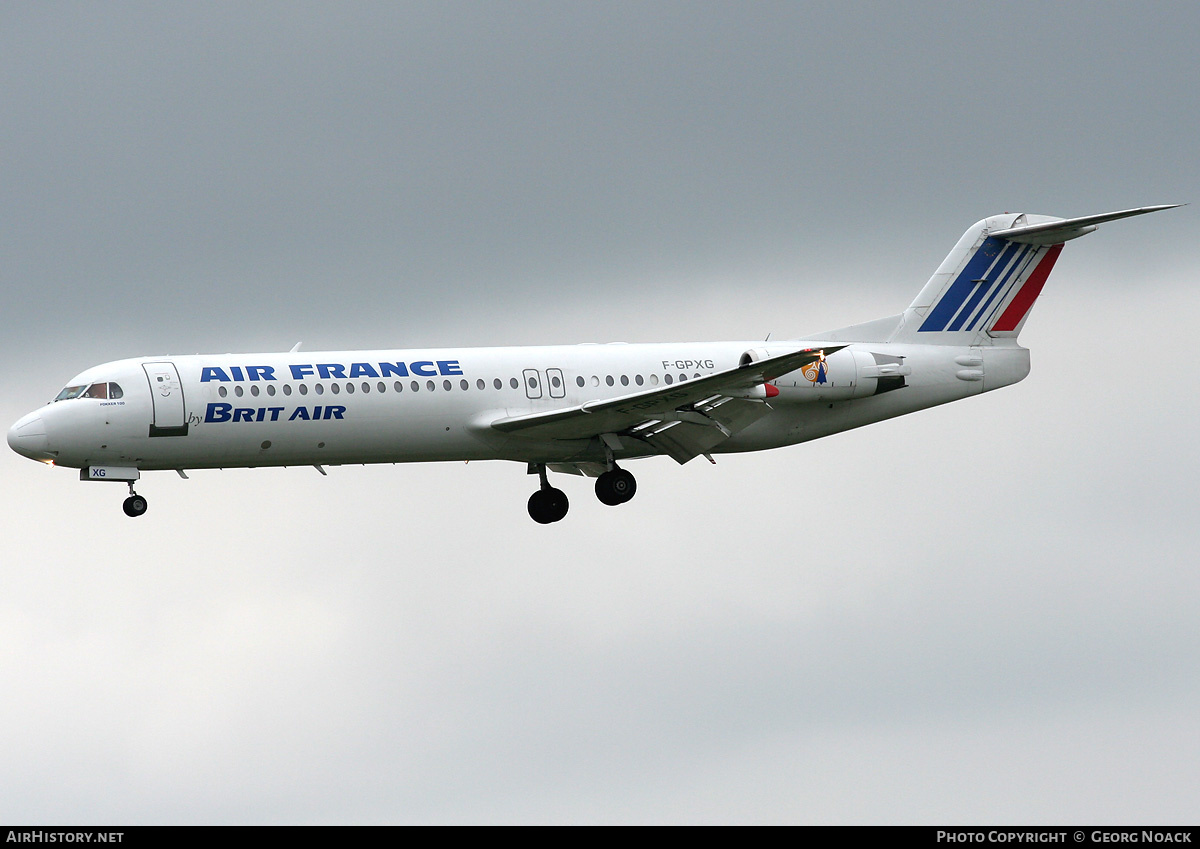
8 205 1179 523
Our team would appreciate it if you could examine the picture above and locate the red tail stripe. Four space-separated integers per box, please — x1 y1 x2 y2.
990 244 1063 332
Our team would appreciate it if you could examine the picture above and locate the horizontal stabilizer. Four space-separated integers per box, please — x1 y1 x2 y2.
990 205 1183 245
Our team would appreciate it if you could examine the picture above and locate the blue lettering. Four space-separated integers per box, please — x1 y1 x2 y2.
267 407 284 421
289 407 310 421
201 367 231 383
323 405 346 420
279 361 467 381
230 366 245 382
233 408 254 422
205 403 233 423
349 362 380 378
246 365 276 381
312 406 322 419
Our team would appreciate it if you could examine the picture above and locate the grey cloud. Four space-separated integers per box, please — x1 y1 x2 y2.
2 1 1198 824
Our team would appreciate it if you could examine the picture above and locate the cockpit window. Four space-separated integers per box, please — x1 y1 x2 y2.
55 382 124 402
54 385 88 401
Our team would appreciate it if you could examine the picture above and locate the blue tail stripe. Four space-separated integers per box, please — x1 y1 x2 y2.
972 245 1044 331
963 246 1032 330
945 242 1023 331
961 244 1037 331
918 237 1007 332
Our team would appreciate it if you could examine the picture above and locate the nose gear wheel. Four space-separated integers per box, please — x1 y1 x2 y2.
122 494 148 517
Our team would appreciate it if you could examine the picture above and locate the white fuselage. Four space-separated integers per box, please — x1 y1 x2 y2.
8 339 1030 472
9 205 1169 521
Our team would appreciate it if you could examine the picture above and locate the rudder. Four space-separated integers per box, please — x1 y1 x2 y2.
890 205 1180 344
897 214 1061 343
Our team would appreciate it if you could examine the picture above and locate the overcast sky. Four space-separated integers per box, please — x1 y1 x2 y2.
2 1 1198 824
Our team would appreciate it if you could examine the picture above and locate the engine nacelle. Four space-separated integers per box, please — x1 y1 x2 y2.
740 346 914 403
736 348 781 399
769 346 869 402
737 346 861 402
738 348 772 368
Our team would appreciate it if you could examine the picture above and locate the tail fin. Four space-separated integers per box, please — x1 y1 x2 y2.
890 205 1180 344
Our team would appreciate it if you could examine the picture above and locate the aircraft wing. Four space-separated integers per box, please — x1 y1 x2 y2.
489 346 844 464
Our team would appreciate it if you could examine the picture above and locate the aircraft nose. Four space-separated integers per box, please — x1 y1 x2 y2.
8 412 53 462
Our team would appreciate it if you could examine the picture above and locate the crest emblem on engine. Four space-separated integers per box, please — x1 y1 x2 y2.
801 352 828 385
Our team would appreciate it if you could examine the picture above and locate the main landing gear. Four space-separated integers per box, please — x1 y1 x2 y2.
594 467 636 506
527 464 569 524
122 482 148 518
526 463 639 523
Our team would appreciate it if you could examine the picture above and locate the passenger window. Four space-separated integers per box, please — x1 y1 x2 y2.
235 386 244 397
394 381 403 392
461 379 469 391
664 374 673 385
620 375 629 386
634 375 644 386
509 378 519 389
298 384 308 396
551 375 561 389
331 383 340 394
591 376 599 387
649 374 659 386
251 385 260 397
377 382 386 393
494 378 502 390
266 384 276 396
427 380 436 391
411 381 420 392
605 375 614 386
362 382 371 393
283 384 292 396
345 382 354 394
443 380 452 391
218 386 228 398
576 376 585 387
315 384 324 396
477 379 485 390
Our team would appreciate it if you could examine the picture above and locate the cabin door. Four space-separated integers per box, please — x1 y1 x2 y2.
143 361 188 437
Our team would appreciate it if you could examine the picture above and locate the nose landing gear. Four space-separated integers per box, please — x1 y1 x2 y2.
79 467 148 517
122 482 148 517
